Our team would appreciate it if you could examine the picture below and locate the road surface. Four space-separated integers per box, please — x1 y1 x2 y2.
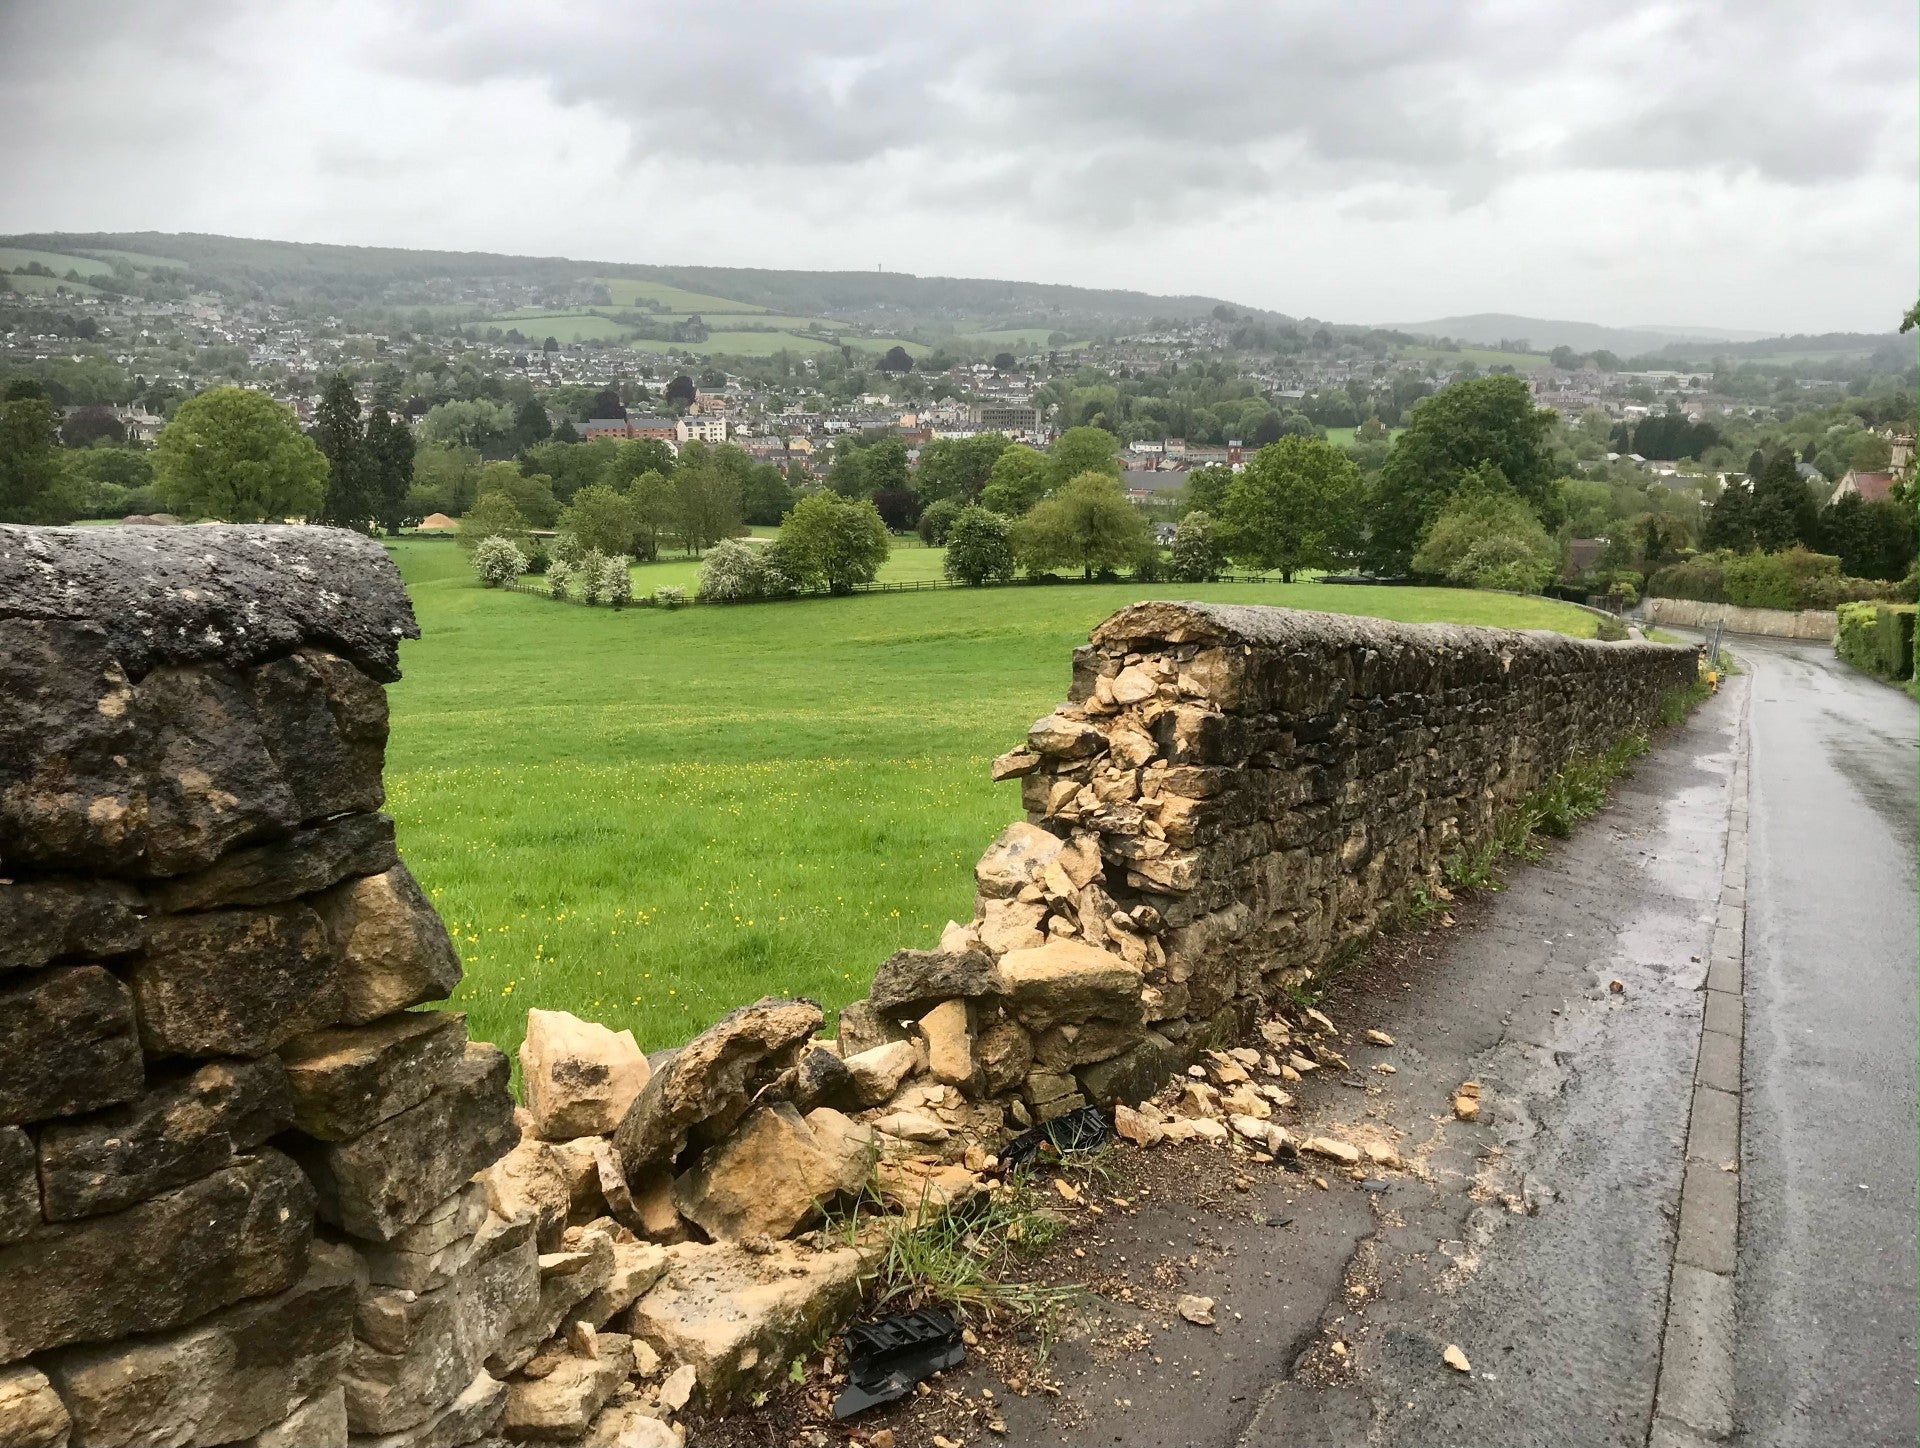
1731 637 1917 1447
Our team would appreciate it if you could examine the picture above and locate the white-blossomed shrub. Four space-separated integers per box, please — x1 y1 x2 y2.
471 536 526 587
545 559 574 599
600 555 633 609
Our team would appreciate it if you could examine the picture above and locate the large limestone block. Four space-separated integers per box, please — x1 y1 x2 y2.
0 964 143 1125
973 821 1066 898
0 877 143 972
357 1183 489 1293
343 1213 538 1435
313 865 462 1026
498 1335 631 1443
0 1128 36 1244
1025 713 1108 761
153 811 397 913
479 1137 574 1251
521 1009 650 1141
671 1103 874 1241
0 622 299 877
247 650 388 825
1075 1029 1185 1106
0 1365 70 1448
39 1240 355 1448
347 1371 505 1448
132 903 338 1058
0 1150 314 1363
627 1240 867 1410
613 998 822 1178
834 998 907 1058
246 1386 347 1448
868 947 1003 1016
840 1040 920 1108
294 1042 517 1242
569 1238 668 1331
277 1009 468 1141
996 940 1144 1031
37 1056 292 1219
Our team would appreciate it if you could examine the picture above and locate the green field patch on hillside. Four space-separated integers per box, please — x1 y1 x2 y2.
1323 425 1409 447
0 246 115 278
382 538 1599 1062
2 273 103 298
487 311 637 342
1397 344 1553 372
628 331 931 359
597 277 769 313
80 249 188 269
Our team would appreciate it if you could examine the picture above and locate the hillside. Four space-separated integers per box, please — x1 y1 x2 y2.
1386 312 1773 355
0 230 1272 342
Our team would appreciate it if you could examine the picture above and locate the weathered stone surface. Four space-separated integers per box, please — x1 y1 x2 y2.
0 1128 36 1245
40 1239 355 1448
132 902 338 1057
277 1009 467 1142
975 896 1048 955
1076 1029 1185 1106
344 1213 538 1435
0 877 142 971
0 622 297 877
294 1042 517 1242
779 1044 855 1111
868 947 1002 1015
628 1240 867 1410
248 650 388 824
153 811 396 913
37 1056 292 1219
834 998 906 1058
0 1150 314 1363
499 1335 631 1443
313 865 462 1027
584 1401 679 1448
348 1371 505 1448
521 1009 650 1141
840 1040 921 1108
486 1227 616 1377
0 965 143 1125
974 822 1066 898
976 1018 1034 1097
0 1365 70 1448
614 998 822 1178
918 999 976 1088
569 1238 668 1331
358 1183 490 1292
247 1386 347 1448
997 940 1144 1031
671 1104 874 1242
480 1137 574 1251
0 523 418 683
1032 1017 1145 1071
1026 713 1108 760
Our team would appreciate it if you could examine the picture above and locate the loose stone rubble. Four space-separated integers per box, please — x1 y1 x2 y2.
0 529 1697 1446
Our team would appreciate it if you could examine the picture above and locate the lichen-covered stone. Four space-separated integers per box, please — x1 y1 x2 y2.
0 1128 36 1245
39 1240 355 1447
153 810 396 913
248 650 388 824
246 1385 348 1448
277 1009 468 1142
312 865 462 1026
0 1150 314 1363
37 1056 293 1219
0 877 143 972
131 901 338 1058
292 1042 517 1242
485 1226 616 1377
520 1009 650 1141
0 965 143 1125
868 947 1002 1015
614 997 822 1179
973 821 1066 898
347 1370 504 1448
1075 1030 1186 1106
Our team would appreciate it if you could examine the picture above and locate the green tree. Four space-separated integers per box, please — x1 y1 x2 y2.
917 433 1012 502
1168 509 1226 582
671 441 744 555
778 493 890 593
408 444 479 519
741 463 796 525
558 483 640 556
512 398 552 450
918 497 962 544
474 461 557 527
628 470 676 562
1183 465 1233 515
313 374 371 530
153 388 327 522
942 504 1016 585
1219 436 1366 582
1366 375 1556 571
459 491 529 550
979 444 1050 515
419 398 515 454
1410 465 1558 592
1014 471 1151 579
364 405 415 535
1745 449 1819 552
1046 426 1121 489
0 392 73 523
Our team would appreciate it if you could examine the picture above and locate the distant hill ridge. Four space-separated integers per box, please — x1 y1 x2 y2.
1386 311 1899 362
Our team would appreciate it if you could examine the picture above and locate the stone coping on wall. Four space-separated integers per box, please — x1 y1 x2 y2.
0 524 419 682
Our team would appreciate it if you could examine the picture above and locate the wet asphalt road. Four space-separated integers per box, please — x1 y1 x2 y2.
1730 639 1918 1447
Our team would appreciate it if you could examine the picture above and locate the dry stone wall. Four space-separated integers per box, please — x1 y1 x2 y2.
0 527 1699 1447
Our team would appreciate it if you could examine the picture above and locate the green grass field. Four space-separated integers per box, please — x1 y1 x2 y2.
490 311 638 343
2 273 102 297
627 332 932 359
81 248 187 269
1323 425 1407 447
0 246 115 277
1397 345 1552 372
597 278 768 313
383 539 1601 1068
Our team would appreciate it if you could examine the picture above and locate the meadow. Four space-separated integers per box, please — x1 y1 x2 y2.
0 246 115 276
383 539 1601 1069
626 332 931 359
1396 344 1552 372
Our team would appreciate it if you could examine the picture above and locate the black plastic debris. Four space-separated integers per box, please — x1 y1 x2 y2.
1000 1104 1113 1171
831 1308 966 1419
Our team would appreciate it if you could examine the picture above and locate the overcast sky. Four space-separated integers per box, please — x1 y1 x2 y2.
2 0 1913 334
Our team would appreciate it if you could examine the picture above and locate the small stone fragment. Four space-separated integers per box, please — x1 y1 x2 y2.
1443 1343 1472 1373
1365 1029 1395 1047
1302 1136 1361 1165
1176 1295 1215 1326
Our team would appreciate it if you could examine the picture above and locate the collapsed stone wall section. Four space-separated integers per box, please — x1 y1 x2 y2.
0 528 1701 1446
